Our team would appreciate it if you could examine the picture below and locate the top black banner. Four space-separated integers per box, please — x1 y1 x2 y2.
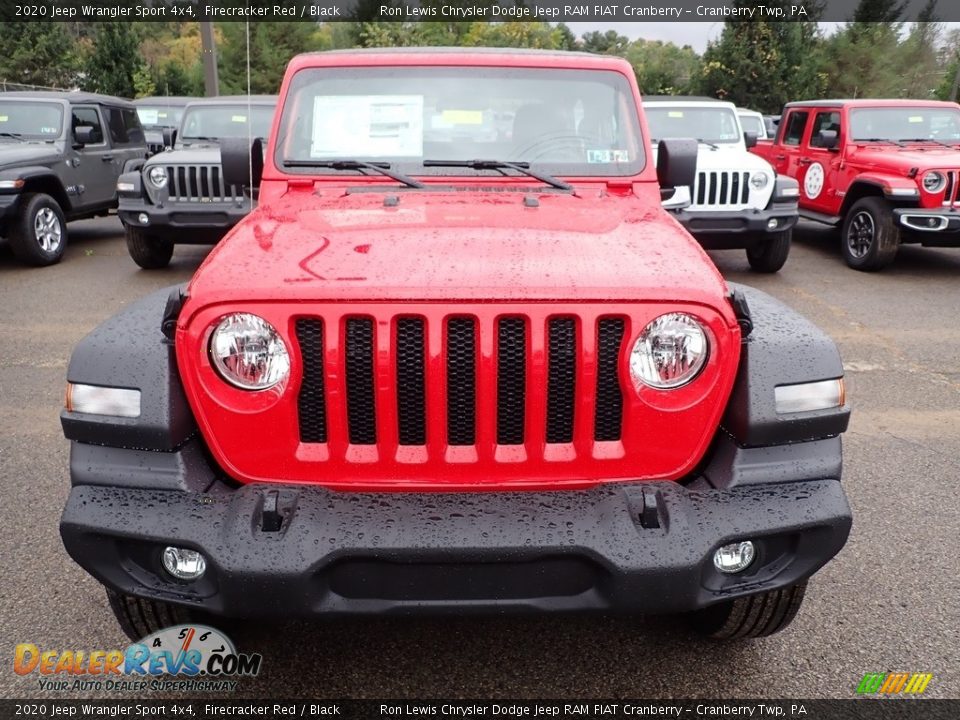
2 0 958 23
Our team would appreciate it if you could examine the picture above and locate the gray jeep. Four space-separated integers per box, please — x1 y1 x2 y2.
0 92 147 266
117 95 276 269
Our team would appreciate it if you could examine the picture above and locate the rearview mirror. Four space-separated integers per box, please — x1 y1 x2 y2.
743 131 758 148
161 127 177 149
221 137 264 189
656 138 698 191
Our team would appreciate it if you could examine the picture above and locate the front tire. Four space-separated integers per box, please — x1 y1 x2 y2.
689 583 807 640
125 226 174 269
106 589 194 641
8 193 67 266
746 229 791 273
842 197 899 271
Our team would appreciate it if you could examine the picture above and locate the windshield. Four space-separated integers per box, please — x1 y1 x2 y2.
646 106 742 144
738 114 764 137
276 66 645 177
136 105 185 129
0 101 63 140
179 104 275 141
850 107 960 142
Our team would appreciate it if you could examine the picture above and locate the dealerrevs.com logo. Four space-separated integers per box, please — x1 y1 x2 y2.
856 672 933 696
14 625 262 693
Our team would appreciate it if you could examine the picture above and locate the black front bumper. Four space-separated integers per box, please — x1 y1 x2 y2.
672 202 798 244
118 196 249 234
893 208 960 244
61 477 851 618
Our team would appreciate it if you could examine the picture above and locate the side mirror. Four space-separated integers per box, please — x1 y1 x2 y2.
743 131 758 148
817 129 839 150
74 125 96 146
656 138 698 192
161 127 177 148
221 137 264 189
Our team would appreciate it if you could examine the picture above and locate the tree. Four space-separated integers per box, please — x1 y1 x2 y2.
625 40 699 95
217 22 318 94
83 23 142 97
821 0 905 98
898 0 942 99
461 22 564 49
580 30 630 55
695 2 824 113
0 22 80 89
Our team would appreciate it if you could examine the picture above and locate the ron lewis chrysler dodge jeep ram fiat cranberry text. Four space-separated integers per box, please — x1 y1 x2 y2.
60 49 852 642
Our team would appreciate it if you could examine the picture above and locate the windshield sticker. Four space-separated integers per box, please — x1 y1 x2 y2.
41 127 57 134
908 116 924 123
138 110 159 125
0 116 7 122
231 115 248 123
311 95 424 158
668 111 684 118
587 149 631 163
440 109 483 126
157 112 168 118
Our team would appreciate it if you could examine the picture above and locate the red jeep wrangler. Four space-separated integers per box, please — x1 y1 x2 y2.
753 99 960 270
60 49 851 642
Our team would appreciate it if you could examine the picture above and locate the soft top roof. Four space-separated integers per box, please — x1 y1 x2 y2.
183 95 277 108
0 90 136 108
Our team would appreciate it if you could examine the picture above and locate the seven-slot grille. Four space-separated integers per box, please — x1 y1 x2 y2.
295 314 627 455
942 171 960 206
161 165 242 202
695 170 751 207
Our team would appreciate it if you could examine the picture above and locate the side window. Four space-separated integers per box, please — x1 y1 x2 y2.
781 111 809 146
810 111 841 148
104 106 145 146
71 107 105 145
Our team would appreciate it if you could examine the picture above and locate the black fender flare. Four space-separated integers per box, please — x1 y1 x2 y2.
0 166 72 212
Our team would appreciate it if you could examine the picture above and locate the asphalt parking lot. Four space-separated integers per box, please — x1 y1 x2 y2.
1 217 958 700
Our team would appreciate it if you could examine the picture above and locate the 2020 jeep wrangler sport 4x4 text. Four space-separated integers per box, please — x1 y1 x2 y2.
752 98 960 270
60 49 852 642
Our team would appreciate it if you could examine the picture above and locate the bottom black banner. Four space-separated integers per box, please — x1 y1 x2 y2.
0 700 954 720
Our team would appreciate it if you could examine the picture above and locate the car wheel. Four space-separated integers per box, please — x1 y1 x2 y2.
842 197 899 271
125 226 174 269
8 193 67 266
689 582 807 640
105 589 194 641
745 229 791 273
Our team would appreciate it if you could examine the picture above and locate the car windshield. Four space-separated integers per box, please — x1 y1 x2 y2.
179 104 275 141
275 66 645 177
136 105 185 129
646 106 742 144
850 107 960 142
0 100 63 140
738 114 764 137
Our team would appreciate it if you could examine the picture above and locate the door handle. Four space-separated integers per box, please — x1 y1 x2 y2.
798 158 813 165
101 155 114 161
775 154 786 161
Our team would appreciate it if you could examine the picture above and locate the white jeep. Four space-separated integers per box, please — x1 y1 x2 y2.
645 97 799 272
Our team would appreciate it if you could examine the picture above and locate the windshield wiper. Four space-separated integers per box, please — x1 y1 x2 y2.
0 132 24 141
696 138 720 149
900 137 957 148
422 159 573 192
283 159 426 189
856 138 906 147
182 136 219 144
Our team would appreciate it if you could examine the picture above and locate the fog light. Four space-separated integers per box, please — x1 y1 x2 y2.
162 547 206 580
713 541 755 574
767 218 778 230
138 213 149 225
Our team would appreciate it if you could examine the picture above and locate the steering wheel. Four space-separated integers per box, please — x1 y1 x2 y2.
511 133 594 163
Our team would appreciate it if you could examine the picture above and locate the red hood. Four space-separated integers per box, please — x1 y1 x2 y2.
185 183 732 316
849 144 960 172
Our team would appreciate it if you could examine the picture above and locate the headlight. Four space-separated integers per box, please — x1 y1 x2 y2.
629 313 709 390
147 165 168 188
210 313 290 390
922 171 945 193
750 173 769 190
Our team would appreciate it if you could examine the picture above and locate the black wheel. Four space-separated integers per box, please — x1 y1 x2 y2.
7 193 67 266
125 226 173 269
106 588 194 641
746 229 792 273
841 197 899 271
689 583 807 640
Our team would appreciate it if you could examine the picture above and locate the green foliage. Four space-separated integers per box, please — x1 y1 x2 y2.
217 22 319 94
625 40 699 95
580 30 630 55
82 23 142 97
0 22 80 89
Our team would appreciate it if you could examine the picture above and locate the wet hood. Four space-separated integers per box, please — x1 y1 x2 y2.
0 143 61 168
849 144 960 172
186 185 732 312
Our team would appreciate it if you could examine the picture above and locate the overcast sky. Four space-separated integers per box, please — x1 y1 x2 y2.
565 22 959 52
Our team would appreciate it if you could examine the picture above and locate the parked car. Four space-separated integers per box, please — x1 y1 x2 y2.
117 95 276 269
753 98 960 270
645 96 800 272
61 49 851 643
0 91 147 266
133 96 195 155
737 107 768 140
764 114 781 138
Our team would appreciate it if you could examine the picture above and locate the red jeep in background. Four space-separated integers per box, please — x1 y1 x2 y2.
753 99 960 270
59 49 851 643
